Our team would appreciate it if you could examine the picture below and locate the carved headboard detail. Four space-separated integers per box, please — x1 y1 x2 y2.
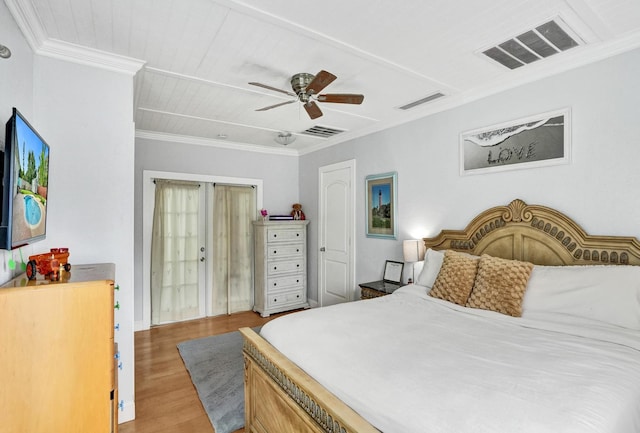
423 199 640 266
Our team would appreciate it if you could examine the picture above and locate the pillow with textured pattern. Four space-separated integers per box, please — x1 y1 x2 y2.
466 254 534 317
429 250 479 305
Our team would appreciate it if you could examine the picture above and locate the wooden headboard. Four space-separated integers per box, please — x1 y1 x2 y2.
423 199 640 266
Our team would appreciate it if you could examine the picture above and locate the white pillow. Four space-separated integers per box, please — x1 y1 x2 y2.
416 248 445 289
522 265 640 329
410 260 424 282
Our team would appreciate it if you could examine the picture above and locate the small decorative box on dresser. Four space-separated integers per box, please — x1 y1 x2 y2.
0 263 117 433
253 220 310 317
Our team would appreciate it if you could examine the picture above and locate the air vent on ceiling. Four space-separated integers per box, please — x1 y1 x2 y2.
482 19 581 70
301 125 345 138
398 92 445 110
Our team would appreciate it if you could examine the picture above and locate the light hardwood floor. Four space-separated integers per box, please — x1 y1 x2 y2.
118 310 283 433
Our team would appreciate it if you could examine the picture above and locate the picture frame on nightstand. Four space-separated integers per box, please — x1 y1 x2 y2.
383 260 404 284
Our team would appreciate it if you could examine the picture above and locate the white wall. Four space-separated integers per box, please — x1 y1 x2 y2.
2 7 137 420
300 47 640 302
0 2 32 122
0 1 36 283
32 56 136 421
134 137 300 323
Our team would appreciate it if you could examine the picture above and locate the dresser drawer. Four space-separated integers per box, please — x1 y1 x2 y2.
267 259 305 276
267 274 304 291
267 244 303 258
267 289 305 308
267 228 305 243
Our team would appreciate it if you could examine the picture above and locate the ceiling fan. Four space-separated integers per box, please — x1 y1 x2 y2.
249 70 364 120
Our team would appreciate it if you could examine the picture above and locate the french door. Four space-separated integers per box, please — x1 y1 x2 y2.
150 180 207 325
142 171 263 329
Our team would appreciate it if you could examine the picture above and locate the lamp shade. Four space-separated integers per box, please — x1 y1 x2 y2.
403 239 425 263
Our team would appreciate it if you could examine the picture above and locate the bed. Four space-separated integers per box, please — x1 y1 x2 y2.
240 199 640 433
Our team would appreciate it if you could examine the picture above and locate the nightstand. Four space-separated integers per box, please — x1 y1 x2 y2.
359 280 401 299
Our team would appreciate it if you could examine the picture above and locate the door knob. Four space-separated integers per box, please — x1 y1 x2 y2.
320 247 326 252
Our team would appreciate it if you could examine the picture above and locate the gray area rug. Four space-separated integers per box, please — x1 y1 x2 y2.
177 327 260 433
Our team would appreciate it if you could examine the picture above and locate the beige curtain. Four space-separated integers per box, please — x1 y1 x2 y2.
150 180 200 325
211 184 256 315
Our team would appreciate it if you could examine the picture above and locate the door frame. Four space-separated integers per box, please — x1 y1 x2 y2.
141 170 263 330
318 159 356 306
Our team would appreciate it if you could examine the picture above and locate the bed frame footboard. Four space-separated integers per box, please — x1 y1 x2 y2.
240 327 379 433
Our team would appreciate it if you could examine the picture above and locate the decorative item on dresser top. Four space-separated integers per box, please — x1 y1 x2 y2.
240 199 640 433
253 220 310 317
0 263 118 433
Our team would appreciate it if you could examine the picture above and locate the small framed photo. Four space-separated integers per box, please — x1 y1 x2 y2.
365 171 397 239
383 260 404 284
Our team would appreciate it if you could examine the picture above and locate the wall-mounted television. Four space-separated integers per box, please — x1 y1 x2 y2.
0 108 50 250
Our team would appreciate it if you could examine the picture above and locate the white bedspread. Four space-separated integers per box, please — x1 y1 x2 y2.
260 285 640 433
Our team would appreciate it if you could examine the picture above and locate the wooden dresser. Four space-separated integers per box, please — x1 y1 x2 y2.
0 263 117 433
253 220 310 317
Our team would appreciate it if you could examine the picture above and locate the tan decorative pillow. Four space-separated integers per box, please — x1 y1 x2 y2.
466 255 534 317
428 250 479 305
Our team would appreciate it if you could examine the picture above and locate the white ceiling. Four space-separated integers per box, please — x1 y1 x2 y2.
6 0 640 154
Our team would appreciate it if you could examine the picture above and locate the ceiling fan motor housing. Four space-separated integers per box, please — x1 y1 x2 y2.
291 73 315 102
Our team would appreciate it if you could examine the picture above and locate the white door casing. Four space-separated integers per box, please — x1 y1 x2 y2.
318 160 355 307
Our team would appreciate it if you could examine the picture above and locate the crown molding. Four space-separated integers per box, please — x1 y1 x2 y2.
38 39 145 75
4 0 46 52
135 130 299 156
6 0 145 75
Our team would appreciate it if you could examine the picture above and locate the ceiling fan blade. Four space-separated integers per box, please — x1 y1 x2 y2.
304 101 323 119
305 70 337 95
317 94 364 104
249 82 296 97
255 100 297 111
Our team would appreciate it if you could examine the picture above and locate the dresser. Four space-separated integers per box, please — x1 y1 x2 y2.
0 263 117 433
253 220 310 317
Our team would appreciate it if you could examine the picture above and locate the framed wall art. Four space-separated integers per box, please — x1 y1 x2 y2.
460 108 571 176
365 171 397 239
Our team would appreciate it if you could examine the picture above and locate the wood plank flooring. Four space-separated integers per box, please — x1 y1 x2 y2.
118 310 282 433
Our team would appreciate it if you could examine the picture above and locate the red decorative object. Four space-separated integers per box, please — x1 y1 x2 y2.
26 248 71 281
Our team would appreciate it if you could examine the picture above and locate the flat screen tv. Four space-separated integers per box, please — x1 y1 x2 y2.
0 108 50 250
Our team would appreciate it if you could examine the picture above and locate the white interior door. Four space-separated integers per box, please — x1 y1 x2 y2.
318 160 355 306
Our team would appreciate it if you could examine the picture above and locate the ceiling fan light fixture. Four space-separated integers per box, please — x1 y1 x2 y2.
275 132 296 145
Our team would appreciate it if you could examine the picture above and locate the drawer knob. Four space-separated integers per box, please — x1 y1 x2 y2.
296 279 299 283
296 249 299 252
296 233 300 237
296 264 300 268
273 266 277 270
273 283 277 286
273 298 277 302
273 250 277 254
